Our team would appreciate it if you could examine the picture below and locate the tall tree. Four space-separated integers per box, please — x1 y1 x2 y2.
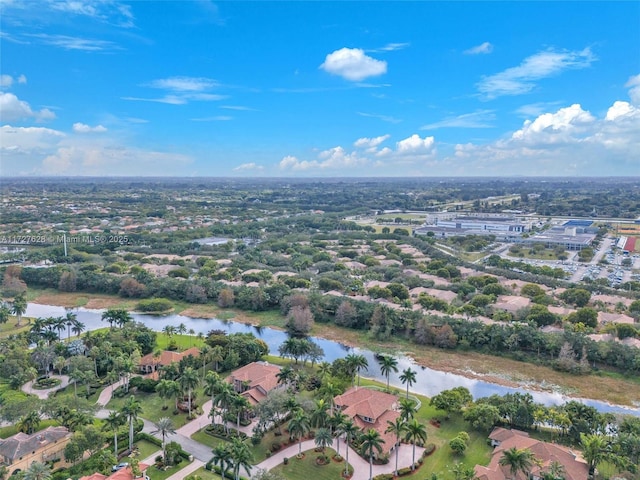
65 311 77 340
152 417 176 463
498 447 536 480
377 355 398 391
361 428 385 480
121 395 143 455
386 416 407 476
345 353 368 387
178 366 200 417
18 410 41 435
288 411 311 455
102 411 125 457
404 419 427 471
315 427 333 453
399 368 417 400
341 420 360 477
22 461 52 480
230 438 252 480
212 444 232 480
580 433 608 476
11 292 27 327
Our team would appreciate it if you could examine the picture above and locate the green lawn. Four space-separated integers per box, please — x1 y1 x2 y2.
191 428 232 449
106 389 204 428
130 439 162 462
0 419 58 438
182 466 221 480
0 317 32 337
156 333 206 351
145 459 193 480
271 448 352 480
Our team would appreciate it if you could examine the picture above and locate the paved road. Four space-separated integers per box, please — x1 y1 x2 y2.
21 375 70 399
255 438 425 480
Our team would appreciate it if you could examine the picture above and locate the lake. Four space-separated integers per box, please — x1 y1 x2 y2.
24 303 640 417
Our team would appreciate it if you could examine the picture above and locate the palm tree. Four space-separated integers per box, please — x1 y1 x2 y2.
102 411 125 457
404 419 427 471
317 361 332 379
386 416 407 476
498 447 536 480
341 419 359 476
152 417 176 463
399 398 418 422
361 428 385 480
71 319 85 338
177 322 187 337
203 370 221 408
212 444 232 480
345 353 368 387
11 292 27 327
315 427 333 453
178 366 200 417
121 395 143 454
200 344 211 379
276 365 295 389
231 394 250 430
210 345 224 372
399 367 417 400
311 398 330 429
22 461 51 480
214 382 235 432
288 411 311 455
18 410 41 435
230 438 252 480
377 354 398 391
156 379 174 411
580 433 608 476
330 410 348 455
0 302 10 325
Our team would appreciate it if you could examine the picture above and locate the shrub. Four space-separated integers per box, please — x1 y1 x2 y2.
373 475 393 480
397 467 412 476
271 441 281 452
136 298 173 312
423 443 436 456
283 457 288 465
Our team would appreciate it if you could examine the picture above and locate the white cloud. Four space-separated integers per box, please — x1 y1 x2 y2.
515 102 564 118
477 47 595 98
357 112 402 124
0 125 65 152
421 110 495 130
320 48 387 81
396 134 435 154
464 42 493 55
147 76 218 92
72 122 107 133
44 0 135 27
233 162 264 171
27 33 120 51
625 74 640 105
126 76 227 104
511 104 595 144
354 134 390 148
0 92 56 122
0 74 26 87
369 42 410 53
448 91 640 175
220 105 257 111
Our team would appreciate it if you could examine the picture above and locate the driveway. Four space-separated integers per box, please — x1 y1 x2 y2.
21 375 70 399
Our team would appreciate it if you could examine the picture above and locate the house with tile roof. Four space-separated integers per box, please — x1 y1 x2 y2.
79 462 150 480
0 426 71 476
226 361 283 405
475 428 588 480
333 387 400 455
138 347 200 374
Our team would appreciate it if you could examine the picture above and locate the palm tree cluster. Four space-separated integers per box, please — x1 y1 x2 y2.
202 371 251 432
29 313 85 344
211 438 253 480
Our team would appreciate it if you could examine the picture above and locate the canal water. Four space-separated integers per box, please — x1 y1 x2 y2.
24 303 640 417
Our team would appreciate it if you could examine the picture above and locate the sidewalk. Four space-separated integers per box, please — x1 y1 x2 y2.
21 375 70 399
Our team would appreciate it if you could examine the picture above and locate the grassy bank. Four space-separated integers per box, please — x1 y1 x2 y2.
25 288 640 407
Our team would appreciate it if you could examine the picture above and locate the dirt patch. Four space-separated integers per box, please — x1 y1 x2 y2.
85 297 128 309
179 306 222 319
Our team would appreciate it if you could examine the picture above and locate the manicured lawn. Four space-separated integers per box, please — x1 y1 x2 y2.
191 428 233 449
0 317 31 337
0 419 58 438
180 466 221 480
271 449 353 480
130 439 161 462
145 459 193 480
156 333 205 351
106 389 203 428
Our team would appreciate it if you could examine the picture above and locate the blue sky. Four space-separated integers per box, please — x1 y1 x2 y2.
1 1 639 177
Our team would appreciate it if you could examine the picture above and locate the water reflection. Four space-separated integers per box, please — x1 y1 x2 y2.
24 303 640 416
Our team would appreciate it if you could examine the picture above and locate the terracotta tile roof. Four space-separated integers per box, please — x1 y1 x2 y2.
0 426 70 461
80 463 149 480
139 347 200 368
597 312 635 325
476 428 588 480
494 295 531 313
488 427 529 443
226 362 281 403
335 387 397 425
